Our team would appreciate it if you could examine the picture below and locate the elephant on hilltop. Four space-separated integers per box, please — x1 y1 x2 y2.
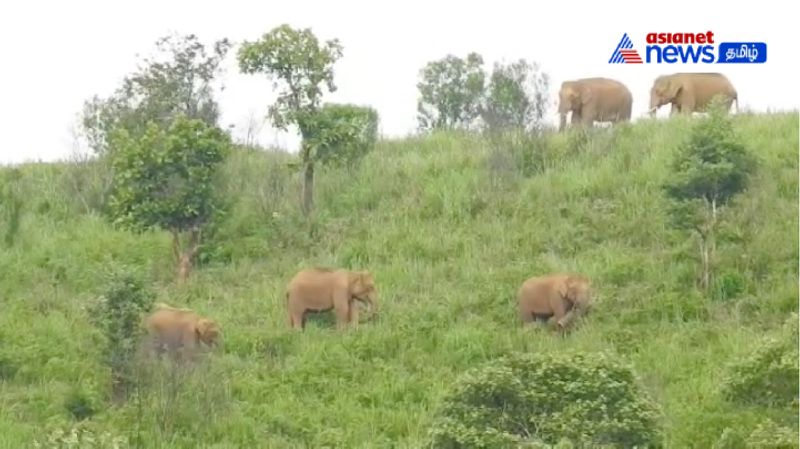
649 72 737 116
558 77 632 131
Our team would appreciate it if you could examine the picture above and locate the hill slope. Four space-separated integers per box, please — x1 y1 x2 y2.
0 113 797 448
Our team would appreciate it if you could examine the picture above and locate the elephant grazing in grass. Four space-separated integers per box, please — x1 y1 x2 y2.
145 303 222 361
286 268 379 330
649 72 738 116
558 77 632 131
518 273 593 331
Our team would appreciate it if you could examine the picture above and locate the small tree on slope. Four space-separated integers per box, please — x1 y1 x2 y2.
663 102 756 293
238 25 343 215
108 116 229 283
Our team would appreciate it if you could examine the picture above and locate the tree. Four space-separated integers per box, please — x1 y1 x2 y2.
305 103 379 167
664 102 756 292
481 59 550 131
108 116 229 282
82 33 231 155
416 53 485 131
238 24 343 214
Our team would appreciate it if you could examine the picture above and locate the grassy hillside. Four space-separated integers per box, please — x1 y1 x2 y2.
0 113 797 448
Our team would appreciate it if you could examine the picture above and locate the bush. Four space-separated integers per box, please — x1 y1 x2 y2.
721 313 798 408
88 269 154 400
429 352 662 448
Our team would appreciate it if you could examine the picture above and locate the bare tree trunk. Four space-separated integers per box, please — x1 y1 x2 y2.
698 236 710 291
172 228 201 284
302 161 315 215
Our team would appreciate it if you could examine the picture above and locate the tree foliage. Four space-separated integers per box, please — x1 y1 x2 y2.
237 24 343 135
88 269 154 400
663 103 756 291
417 53 486 131
304 103 379 166
82 34 231 155
429 352 663 448
108 116 229 281
482 59 550 131
721 313 799 409
238 25 359 214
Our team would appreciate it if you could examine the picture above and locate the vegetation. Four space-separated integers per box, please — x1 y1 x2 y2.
429 352 662 448
81 34 231 156
0 111 796 448
664 104 757 292
108 117 230 282
482 59 550 132
416 53 486 131
238 24 346 214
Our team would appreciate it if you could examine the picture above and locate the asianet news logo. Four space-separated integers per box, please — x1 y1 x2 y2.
609 32 767 64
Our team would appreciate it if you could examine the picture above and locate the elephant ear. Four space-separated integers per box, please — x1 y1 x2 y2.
664 78 682 100
577 84 594 106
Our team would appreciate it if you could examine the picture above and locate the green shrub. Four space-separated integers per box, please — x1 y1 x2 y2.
88 269 154 400
429 352 662 448
721 313 799 408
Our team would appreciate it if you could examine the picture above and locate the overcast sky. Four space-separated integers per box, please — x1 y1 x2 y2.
0 0 796 164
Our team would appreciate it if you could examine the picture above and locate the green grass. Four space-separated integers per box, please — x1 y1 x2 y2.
0 113 797 448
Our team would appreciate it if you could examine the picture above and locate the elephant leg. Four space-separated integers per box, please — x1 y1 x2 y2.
289 310 305 330
332 293 351 329
519 308 534 324
550 298 568 330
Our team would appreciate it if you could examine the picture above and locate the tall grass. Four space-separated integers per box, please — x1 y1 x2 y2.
0 113 797 448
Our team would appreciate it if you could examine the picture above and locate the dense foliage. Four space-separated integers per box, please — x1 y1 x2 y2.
82 34 231 156
429 352 662 448
417 53 486 131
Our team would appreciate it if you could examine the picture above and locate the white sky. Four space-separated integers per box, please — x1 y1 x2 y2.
0 0 797 164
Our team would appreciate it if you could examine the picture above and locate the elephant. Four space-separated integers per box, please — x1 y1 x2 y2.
649 72 738 116
518 273 592 330
145 304 221 360
286 268 379 330
558 78 632 131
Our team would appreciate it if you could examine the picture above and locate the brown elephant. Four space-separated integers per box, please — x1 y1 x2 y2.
517 273 592 330
145 304 221 360
558 78 632 131
286 268 379 330
649 72 737 116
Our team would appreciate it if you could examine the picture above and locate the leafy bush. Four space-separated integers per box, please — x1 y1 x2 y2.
429 352 662 448
721 313 799 408
88 269 154 399
306 103 379 166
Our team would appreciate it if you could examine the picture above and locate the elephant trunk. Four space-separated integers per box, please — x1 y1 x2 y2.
558 113 567 131
648 96 660 117
366 292 379 317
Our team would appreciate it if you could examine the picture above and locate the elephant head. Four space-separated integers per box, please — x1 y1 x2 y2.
556 275 592 328
350 271 379 316
558 81 582 131
195 318 221 347
649 75 681 116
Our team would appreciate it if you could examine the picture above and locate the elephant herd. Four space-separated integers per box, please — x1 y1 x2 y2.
558 72 738 131
144 269 593 359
